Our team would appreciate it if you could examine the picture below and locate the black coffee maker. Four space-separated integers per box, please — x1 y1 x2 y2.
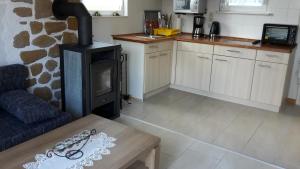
192 16 205 38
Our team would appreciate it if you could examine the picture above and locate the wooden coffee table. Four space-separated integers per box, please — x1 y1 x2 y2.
0 115 161 169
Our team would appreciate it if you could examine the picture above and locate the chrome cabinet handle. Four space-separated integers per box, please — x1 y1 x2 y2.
160 53 168 56
259 64 271 68
198 56 210 60
266 54 279 58
149 45 159 49
149 55 158 59
216 59 228 62
227 50 241 53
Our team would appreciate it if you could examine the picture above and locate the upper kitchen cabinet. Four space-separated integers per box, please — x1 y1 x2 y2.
173 0 207 14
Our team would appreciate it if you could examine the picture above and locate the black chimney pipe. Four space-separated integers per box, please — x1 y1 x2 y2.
52 0 93 46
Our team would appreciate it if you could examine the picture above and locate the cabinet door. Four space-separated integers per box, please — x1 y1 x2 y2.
175 51 212 91
144 53 160 93
211 55 255 99
251 61 287 106
159 51 171 87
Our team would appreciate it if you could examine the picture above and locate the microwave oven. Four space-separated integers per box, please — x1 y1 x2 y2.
173 0 207 14
261 24 298 46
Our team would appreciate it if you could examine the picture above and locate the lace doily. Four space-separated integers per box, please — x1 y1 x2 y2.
23 131 117 169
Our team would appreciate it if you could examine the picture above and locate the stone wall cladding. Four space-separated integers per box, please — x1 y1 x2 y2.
11 0 78 106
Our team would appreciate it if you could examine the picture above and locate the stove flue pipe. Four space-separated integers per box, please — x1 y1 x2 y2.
52 0 93 46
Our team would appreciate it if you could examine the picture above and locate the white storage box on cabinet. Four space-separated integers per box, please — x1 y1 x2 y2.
210 55 255 99
175 51 212 91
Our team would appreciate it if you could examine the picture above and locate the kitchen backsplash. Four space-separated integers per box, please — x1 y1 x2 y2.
162 0 300 39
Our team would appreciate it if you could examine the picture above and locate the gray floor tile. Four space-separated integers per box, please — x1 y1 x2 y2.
120 89 300 169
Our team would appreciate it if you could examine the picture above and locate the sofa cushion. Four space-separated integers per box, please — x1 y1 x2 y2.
0 109 72 152
0 90 60 124
0 64 28 94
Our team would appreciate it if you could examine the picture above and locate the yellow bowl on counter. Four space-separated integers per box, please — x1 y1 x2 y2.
154 28 181 36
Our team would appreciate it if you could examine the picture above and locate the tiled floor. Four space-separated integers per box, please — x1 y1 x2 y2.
118 89 300 169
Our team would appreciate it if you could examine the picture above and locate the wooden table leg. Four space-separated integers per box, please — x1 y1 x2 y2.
145 146 160 169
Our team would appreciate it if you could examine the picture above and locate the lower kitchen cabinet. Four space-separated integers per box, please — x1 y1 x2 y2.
159 51 172 87
251 61 288 106
114 40 173 100
175 51 212 91
144 53 160 93
115 38 294 111
210 55 255 99
144 51 171 93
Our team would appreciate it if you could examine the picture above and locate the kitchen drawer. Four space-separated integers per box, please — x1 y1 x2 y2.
177 41 214 54
214 45 256 60
145 41 173 54
256 50 289 64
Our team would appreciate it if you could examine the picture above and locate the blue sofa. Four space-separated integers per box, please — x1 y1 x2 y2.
0 64 72 152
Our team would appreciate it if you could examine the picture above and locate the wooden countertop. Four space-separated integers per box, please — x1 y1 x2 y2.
113 33 296 53
112 33 176 44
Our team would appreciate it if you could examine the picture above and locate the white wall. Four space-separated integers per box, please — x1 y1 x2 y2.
0 1 23 66
162 0 300 37
162 0 300 100
0 2 8 66
92 0 162 43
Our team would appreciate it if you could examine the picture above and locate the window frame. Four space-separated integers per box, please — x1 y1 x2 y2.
219 0 269 14
81 0 128 16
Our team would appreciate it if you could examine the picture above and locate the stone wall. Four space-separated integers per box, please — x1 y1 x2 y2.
0 0 78 106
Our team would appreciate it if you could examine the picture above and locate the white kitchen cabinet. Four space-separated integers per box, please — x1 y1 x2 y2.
144 50 172 93
251 61 288 106
175 51 212 91
210 55 255 99
159 51 172 87
115 40 173 100
144 53 160 93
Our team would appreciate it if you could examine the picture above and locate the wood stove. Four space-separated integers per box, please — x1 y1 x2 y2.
60 42 121 119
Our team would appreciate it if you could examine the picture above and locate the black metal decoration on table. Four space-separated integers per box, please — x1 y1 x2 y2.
46 129 97 160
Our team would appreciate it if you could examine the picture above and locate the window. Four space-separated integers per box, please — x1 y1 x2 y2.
82 0 128 16
220 0 268 13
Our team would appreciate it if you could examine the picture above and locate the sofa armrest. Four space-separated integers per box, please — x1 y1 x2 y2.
0 64 28 94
